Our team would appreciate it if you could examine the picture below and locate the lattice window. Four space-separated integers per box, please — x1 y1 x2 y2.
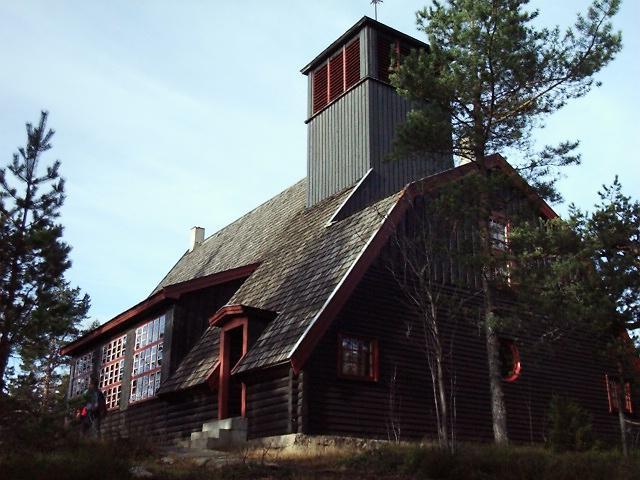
104 384 122 411
130 370 162 403
102 334 126 365
130 315 165 403
134 315 165 351
132 342 163 377
100 334 127 410
70 351 93 397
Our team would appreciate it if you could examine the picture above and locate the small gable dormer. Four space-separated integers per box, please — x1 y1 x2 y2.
302 17 453 209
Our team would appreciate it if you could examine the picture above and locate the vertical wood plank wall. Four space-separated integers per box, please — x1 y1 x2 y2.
307 81 371 207
307 78 453 208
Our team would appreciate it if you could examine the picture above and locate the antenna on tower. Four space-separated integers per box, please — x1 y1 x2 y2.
371 0 383 21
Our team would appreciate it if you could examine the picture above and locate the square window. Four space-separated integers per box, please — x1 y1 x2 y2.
337 334 378 381
490 217 509 251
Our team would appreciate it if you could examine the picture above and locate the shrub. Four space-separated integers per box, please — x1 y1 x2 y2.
0 441 132 480
546 395 594 452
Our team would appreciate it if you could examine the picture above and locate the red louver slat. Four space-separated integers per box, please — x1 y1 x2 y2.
328 52 344 102
344 38 361 90
399 42 411 58
312 64 328 113
377 35 395 83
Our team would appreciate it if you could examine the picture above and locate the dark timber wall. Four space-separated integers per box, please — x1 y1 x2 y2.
69 279 244 443
245 365 301 439
170 279 244 374
101 386 216 444
307 80 371 206
307 78 453 209
304 257 623 443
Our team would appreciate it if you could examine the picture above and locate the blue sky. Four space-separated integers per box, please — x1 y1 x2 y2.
1 1 638 326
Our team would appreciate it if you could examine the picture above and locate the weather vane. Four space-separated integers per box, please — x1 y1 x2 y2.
371 0 383 21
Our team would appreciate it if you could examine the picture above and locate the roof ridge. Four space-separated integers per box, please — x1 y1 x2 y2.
201 178 306 246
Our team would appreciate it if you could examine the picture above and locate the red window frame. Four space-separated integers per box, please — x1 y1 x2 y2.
605 374 633 414
129 314 165 404
99 334 127 410
337 334 379 382
499 338 521 382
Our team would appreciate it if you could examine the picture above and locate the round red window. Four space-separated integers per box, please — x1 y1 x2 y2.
499 339 521 382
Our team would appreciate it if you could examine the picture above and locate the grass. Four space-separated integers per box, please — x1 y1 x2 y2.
343 443 640 480
1 439 639 480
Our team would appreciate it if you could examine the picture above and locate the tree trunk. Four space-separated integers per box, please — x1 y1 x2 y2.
617 402 627 458
485 319 509 444
475 149 509 445
0 334 11 393
42 362 53 413
617 364 628 458
435 351 450 449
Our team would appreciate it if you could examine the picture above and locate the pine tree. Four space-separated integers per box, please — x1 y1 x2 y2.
390 0 623 443
510 178 639 455
0 111 89 393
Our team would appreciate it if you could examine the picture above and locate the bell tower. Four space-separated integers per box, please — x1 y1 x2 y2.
302 17 453 209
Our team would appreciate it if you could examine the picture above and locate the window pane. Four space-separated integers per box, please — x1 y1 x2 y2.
339 336 375 379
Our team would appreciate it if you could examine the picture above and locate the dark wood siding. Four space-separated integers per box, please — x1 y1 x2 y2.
307 77 453 209
101 386 216 445
307 80 371 207
245 365 299 439
305 258 622 443
169 279 243 375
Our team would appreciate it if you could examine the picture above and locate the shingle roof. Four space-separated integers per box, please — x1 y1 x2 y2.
152 179 307 294
232 190 399 373
158 178 399 392
158 325 220 394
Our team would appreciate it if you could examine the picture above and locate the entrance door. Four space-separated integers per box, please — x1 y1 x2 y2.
226 327 244 417
218 323 247 419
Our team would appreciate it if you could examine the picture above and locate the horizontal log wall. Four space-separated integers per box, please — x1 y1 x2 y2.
101 386 217 445
305 258 622 443
245 365 296 439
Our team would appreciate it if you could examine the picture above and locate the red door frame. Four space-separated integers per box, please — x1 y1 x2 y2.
218 316 248 419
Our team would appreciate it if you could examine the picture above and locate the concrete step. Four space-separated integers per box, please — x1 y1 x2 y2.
201 417 247 436
218 427 247 445
190 429 247 450
188 417 248 450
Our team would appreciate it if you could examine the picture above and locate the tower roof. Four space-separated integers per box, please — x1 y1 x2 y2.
300 16 428 75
